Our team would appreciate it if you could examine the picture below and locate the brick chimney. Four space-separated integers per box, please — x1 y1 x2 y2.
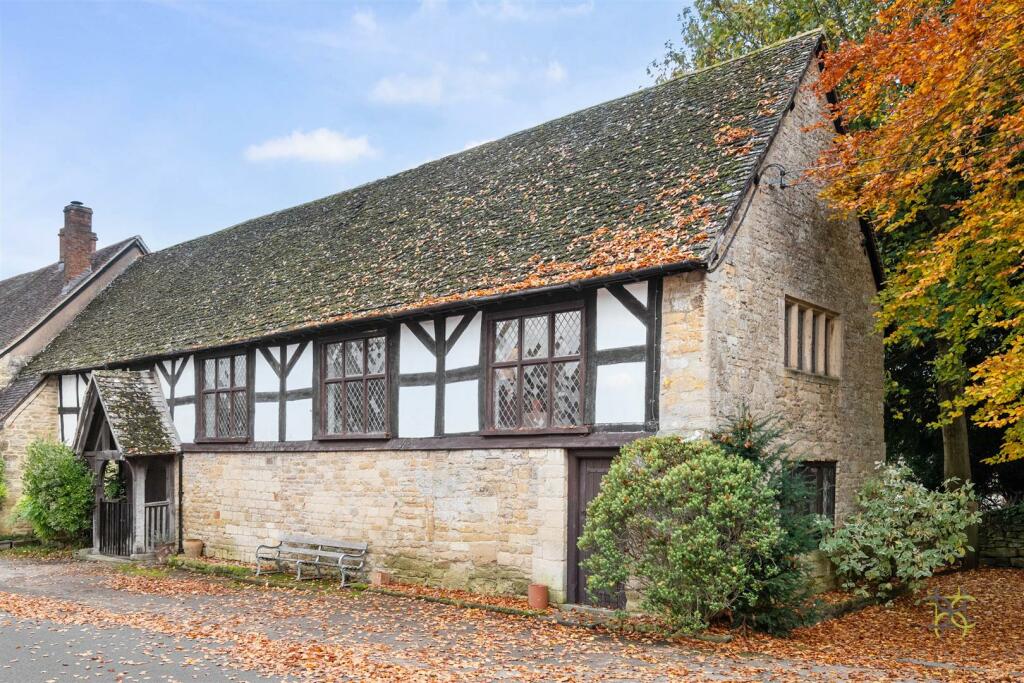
59 201 97 283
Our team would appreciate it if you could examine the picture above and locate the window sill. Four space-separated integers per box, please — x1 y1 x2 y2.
194 436 251 444
317 433 391 441
784 368 840 384
479 426 591 437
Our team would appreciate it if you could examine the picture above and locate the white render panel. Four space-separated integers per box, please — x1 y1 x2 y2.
287 344 313 390
177 357 195 397
445 313 481 369
253 401 279 442
400 322 435 374
624 281 648 305
595 362 646 424
286 398 313 441
254 348 279 394
61 414 78 445
175 404 195 444
76 373 89 405
60 374 78 409
444 379 478 434
399 385 435 437
595 288 646 351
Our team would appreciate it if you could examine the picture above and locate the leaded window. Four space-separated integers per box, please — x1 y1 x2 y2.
198 353 249 441
488 306 585 431
799 461 836 521
320 335 388 437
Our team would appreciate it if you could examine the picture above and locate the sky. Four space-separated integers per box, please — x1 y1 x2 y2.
0 0 688 278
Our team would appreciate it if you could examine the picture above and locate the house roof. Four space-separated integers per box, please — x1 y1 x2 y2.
0 373 43 428
28 31 823 375
77 370 180 456
0 237 143 354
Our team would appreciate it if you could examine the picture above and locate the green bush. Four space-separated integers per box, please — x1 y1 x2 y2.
16 440 94 544
578 436 784 634
712 410 821 634
820 464 981 600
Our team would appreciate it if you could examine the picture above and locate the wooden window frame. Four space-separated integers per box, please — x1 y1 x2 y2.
315 331 391 440
784 297 841 378
799 460 837 522
195 349 253 444
482 301 589 436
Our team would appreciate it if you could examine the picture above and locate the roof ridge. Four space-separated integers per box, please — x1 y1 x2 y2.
663 28 824 83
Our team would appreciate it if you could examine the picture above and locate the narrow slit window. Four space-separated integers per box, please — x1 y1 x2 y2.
784 298 840 377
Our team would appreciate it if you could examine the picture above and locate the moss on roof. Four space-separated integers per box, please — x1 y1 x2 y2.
29 31 821 374
90 370 179 456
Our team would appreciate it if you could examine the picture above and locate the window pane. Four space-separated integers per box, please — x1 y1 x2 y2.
231 390 247 437
493 319 519 362
553 310 582 356
233 354 247 387
217 357 231 389
216 393 229 436
367 378 386 432
366 336 386 375
345 340 364 376
493 367 518 429
552 361 581 426
204 359 216 389
346 382 365 432
203 395 215 437
325 383 344 434
326 343 344 379
522 315 549 359
522 364 549 429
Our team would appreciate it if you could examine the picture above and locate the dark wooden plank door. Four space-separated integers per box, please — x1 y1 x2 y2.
568 452 625 608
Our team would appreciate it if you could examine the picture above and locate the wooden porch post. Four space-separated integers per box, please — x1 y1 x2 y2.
129 459 148 558
165 457 178 547
91 458 104 554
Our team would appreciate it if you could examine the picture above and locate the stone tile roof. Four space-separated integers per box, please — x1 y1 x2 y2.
28 31 822 374
85 370 180 456
0 374 42 427
0 238 140 352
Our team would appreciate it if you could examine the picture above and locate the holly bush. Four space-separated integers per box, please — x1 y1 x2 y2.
577 436 784 634
820 464 981 600
16 439 93 543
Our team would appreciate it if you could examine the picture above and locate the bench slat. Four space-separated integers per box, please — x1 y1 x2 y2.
278 535 368 551
273 548 362 561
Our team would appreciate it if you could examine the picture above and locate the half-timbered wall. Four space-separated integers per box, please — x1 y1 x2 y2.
57 281 662 445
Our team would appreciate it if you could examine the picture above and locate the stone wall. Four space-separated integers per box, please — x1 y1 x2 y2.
980 505 1024 568
183 448 569 600
0 377 58 534
660 65 885 521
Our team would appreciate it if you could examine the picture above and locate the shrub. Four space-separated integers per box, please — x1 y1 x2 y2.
16 440 94 544
712 410 821 634
578 436 784 634
820 464 981 600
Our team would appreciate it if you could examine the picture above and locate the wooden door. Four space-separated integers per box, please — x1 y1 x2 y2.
568 452 625 608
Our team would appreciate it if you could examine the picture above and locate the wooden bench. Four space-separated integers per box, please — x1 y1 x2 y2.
255 535 367 584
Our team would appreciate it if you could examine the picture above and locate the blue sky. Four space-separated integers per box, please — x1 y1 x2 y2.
0 0 687 277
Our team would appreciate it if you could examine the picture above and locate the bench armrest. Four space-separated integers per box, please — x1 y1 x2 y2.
255 542 282 558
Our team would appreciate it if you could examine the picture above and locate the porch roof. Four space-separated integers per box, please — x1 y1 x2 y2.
79 370 181 456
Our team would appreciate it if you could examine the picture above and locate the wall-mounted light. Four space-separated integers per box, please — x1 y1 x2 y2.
760 163 788 190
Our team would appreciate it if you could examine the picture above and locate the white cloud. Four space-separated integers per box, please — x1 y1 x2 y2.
369 74 444 105
244 128 376 164
352 9 377 33
544 60 567 84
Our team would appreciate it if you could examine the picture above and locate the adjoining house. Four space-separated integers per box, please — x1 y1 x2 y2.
7 30 883 605
0 204 146 533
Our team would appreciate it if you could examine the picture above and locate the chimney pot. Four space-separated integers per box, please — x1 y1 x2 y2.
60 201 97 284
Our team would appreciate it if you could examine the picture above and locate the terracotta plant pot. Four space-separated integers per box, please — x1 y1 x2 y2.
527 583 549 610
183 538 204 559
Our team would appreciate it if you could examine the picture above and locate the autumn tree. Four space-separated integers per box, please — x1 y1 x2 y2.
649 0 877 80
814 0 1024 474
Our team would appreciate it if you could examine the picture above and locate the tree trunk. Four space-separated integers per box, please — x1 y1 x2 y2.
937 380 978 569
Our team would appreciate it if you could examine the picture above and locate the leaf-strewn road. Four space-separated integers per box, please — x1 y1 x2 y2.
0 556 927 682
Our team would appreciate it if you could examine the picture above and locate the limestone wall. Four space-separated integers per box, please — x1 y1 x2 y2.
183 448 569 600
980 505 1024 568
703 65 884 520
659 65 884 521
0 377 58 534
